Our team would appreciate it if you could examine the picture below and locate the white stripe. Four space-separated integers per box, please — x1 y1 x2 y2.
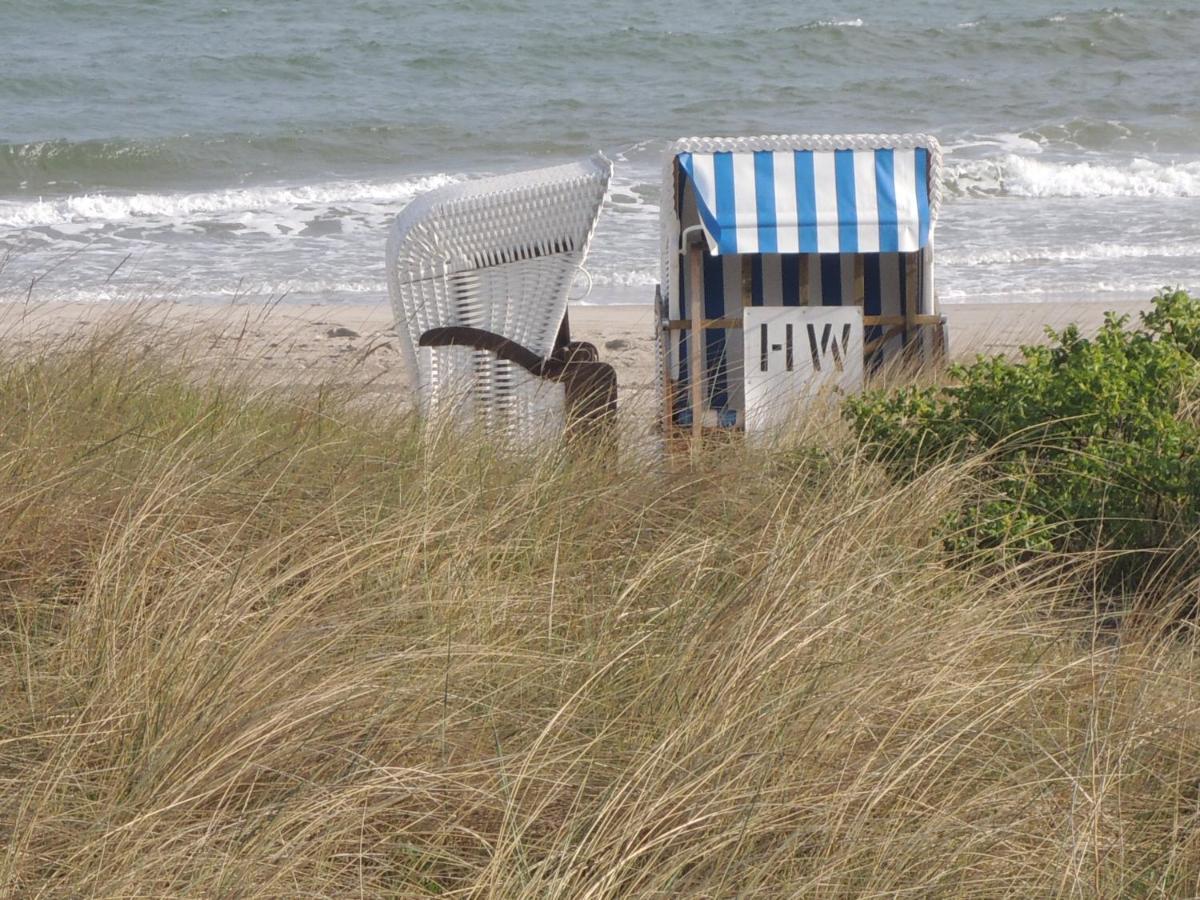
806 253 822 306
723 254 742 317
841 255 857 306
811 152 840 254
881 253 904 356
763 254 783 305
723 257 744 410
892 150 920 252
853 151 880 253
880 253 902 317
732 153 759 254
772 153 799 253
921 245 934 316
690 154 720 254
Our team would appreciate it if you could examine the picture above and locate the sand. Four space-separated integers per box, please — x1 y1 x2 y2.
0 297 1154 408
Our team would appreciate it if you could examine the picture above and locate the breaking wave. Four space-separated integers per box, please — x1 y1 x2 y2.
0 174 462 229
942 241 1200 267
946 154 1200 199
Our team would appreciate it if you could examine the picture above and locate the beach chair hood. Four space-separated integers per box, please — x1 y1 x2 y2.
667 134 942 259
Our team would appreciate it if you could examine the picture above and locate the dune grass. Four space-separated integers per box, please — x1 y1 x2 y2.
2 325 1200 897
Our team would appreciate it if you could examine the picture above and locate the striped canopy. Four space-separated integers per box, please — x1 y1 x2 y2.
678 147 932 257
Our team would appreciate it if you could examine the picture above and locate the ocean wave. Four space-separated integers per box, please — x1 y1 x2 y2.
945 154 1200 199
0 175 462 229
0 129 477 194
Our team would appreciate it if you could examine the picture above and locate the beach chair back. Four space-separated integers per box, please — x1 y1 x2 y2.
387 155 612 442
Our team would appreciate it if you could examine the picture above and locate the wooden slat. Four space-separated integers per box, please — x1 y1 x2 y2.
932 316 948 365
661 322 676 442
665 316 744 331
905 250 920 350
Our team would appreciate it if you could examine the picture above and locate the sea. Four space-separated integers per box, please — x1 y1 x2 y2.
3 0 1199 307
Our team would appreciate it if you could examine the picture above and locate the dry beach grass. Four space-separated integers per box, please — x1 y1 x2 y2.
2 309 1200 897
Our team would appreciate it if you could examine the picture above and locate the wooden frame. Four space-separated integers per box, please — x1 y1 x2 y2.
664 314 945 331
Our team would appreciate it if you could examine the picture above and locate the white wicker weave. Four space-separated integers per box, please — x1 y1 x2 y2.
387 154 612 441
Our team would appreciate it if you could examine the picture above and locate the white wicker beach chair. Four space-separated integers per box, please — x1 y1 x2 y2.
386 154 614 443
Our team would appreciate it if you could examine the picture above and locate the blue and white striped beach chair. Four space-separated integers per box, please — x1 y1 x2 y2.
655 134 944 444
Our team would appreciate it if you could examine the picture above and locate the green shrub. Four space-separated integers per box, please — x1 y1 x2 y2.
845 288 1200 591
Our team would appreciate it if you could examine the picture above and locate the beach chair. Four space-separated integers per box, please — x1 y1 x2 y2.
387 155 615 443
655 134 945 447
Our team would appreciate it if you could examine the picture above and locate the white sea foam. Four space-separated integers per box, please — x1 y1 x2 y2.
589 268 658 287
938 279 1172 302
0 174 463 229
946 154 1200 199
944 133 1044 156
798 18 863 29
942 241 1200 267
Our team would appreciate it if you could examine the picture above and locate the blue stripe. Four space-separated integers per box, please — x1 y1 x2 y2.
834 149 858 253
914 148 931 248
676 153 690 221
899 253 909 345
751 255 764 306
703 253 728 410
864 254 883 371
781 255 801 306
820 255 842 306
713 152 738 254
874 149 899 253
794 151 818 253
864 254 882 317
753 151 777 253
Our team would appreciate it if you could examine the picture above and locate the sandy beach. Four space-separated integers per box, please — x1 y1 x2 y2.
0 297 1154 408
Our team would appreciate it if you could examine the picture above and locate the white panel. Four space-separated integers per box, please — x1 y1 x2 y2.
742 306 864 433
724 256 745 419
732 153 759 254
841 255 857 306
690 154 721 255
806 253 822 306
853 152 881 253
921 244 935 316
812 152 840 254
880 253 902 317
